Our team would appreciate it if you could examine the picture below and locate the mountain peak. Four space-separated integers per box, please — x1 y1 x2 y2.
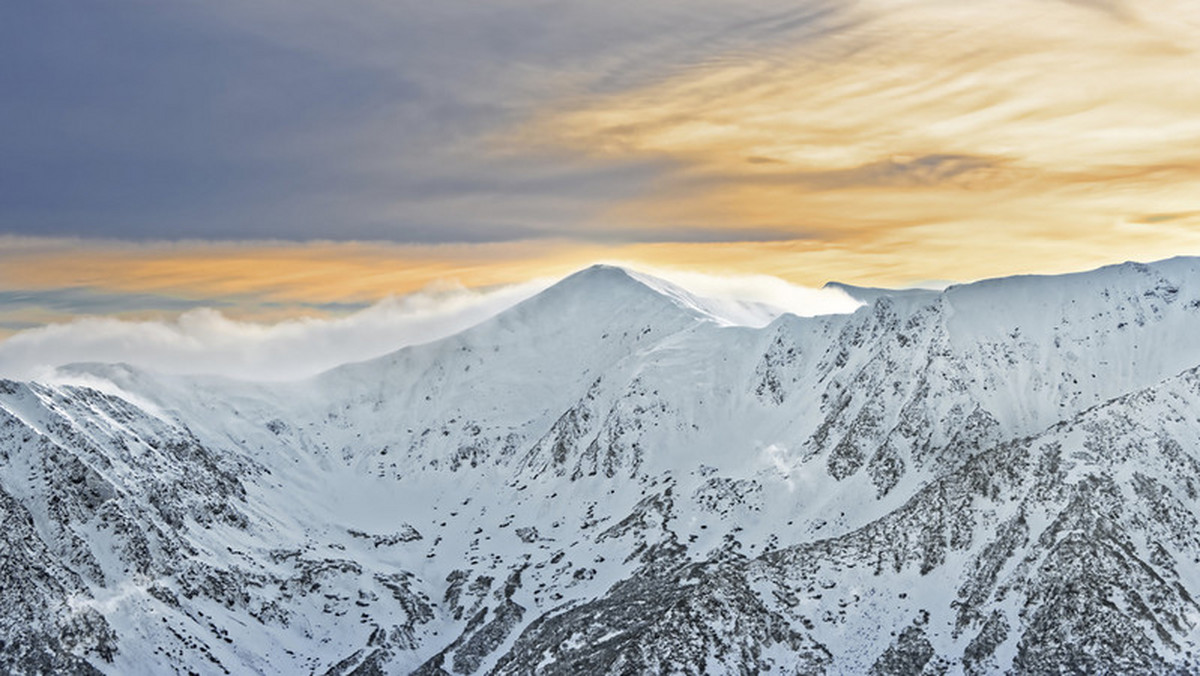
527 263 681 309
546 264 794 327
555 263 645 290
578 262 635 275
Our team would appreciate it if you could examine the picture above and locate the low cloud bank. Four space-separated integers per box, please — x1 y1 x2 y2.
0 267 863 382
0 280 552 382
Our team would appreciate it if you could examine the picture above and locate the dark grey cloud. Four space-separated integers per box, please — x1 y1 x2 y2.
577 225 826 245
0 287 222 315
1056 0 1136 22
0 320 43 332
684 154 1011 192
0 1 422 238
0 287 373 333
0 0 843 244
1133 211 1200 225
804 154 1010 190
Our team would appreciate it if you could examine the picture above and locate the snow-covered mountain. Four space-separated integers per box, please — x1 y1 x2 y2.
4 258 1200 674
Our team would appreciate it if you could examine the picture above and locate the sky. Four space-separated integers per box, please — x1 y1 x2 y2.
2 0 1200 376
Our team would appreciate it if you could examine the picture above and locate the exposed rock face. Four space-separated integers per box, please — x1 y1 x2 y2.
4 259 1200 673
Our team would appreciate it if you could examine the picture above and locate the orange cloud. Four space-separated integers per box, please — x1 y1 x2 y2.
0 239 604 306
509 0 1200 272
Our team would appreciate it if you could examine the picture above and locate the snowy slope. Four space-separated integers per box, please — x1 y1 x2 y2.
3 259 1200 673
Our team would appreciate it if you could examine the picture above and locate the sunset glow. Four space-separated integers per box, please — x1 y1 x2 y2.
3 0 1200 340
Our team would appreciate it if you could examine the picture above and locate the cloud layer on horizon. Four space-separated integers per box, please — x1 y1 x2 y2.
0 279 551 382
0 268 862 382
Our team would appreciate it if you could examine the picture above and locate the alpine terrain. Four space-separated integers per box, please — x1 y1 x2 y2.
5 258 1200 674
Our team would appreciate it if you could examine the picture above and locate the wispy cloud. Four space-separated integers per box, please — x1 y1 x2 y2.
526 0 1200 258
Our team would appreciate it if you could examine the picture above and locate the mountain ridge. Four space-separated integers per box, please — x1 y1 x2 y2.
4 256 1200 673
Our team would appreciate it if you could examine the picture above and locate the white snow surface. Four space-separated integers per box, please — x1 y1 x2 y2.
4 258 1200 673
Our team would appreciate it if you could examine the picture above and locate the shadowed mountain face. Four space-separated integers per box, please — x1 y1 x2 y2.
4 259 1200 674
